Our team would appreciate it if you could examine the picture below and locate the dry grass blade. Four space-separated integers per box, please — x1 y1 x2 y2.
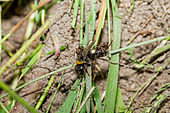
0 101 10 113
94 0 106 46
11 0 51 33
0 20 50 75
76 86 95 113
0 0 51 44
125 57 170 112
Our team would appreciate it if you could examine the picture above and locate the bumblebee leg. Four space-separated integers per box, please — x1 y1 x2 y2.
84 64 90 76
95 64 104 78
85 68 90 76
108 40 113 46
91 62 96 81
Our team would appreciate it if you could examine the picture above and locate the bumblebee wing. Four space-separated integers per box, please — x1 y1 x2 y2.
83 40 95 56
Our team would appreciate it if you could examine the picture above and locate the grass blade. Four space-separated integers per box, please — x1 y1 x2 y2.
106 0 111 58
72 0 79 28
0 20 50 75
0 80 39 113
19 50 42 81
110 35 170 54
46 76 63 113
35 74 56 110
0 64 73 99
83 2 89 46
0 101 10 113
84 0 96 112
73 78 85 112
150 83 170 103
80 0 84 45
115 87 126 112
57 80 79 113
0 102 13 113
85 70 91 113
0 5 1 62
94 0 106 46
126 57 170 112
88 0 96 41
76 86 95 113
93 83 102 113
104 1 121 112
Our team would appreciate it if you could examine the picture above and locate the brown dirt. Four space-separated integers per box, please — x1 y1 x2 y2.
0 0 169 113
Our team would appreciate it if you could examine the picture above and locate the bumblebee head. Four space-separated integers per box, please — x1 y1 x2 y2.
76 46 84 55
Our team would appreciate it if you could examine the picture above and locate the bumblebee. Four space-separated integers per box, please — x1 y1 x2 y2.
75 41 112 78
75 41 95 76
87 42 111 60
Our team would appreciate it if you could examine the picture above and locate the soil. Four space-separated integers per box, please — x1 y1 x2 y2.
0 0 169 113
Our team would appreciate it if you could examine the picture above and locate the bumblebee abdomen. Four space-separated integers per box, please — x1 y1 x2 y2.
75 64 86 75
95 49 106 58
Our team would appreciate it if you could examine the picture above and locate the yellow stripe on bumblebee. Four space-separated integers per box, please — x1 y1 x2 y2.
76 61 86 65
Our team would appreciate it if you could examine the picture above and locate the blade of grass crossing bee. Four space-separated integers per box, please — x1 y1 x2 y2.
84 0 96 112
79 2 90 112
57 80 79 113
85 69 91 113
104 1 121 113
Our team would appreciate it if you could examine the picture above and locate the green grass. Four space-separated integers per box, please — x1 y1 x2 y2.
0 80 39 113
104 1 122 112
0 0 169 113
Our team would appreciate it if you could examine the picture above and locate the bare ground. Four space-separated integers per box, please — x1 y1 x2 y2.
0 0 169 112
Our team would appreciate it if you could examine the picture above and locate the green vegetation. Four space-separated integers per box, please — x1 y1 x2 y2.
0 0 169 113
